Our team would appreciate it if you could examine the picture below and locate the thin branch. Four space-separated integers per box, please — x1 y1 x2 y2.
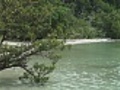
0 30 7 46
20 66 36 78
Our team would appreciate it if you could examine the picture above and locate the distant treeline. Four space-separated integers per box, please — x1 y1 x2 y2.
0 0 120 41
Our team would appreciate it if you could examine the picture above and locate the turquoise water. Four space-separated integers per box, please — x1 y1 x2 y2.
0 42 120 90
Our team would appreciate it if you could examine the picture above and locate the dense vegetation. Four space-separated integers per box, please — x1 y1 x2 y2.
0 0 66 85
0 0 120 40
1 0 120 40
63 0 120 39
0 0 120 85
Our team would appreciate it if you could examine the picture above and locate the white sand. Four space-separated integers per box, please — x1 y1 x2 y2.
2 39 116 46
65 39 115 45
2 41 31 46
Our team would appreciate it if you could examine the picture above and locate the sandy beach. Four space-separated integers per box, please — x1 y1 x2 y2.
65 39 115 45
2 39 116 46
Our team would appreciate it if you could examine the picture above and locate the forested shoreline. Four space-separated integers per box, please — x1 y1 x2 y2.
0 0 120 41
68 0 120 39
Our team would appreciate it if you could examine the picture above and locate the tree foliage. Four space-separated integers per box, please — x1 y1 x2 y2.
1 0 120 39
62 0 120 39
0 0 77 41
0 0 67 85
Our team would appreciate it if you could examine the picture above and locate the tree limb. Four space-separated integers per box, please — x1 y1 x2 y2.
0 30 7 46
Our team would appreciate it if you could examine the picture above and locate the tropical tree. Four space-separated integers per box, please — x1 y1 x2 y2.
0 0 69 85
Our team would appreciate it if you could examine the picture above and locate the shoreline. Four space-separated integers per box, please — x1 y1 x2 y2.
65 39 116 45
2 39 118 46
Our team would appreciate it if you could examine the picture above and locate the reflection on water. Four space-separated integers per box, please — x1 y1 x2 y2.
0 42 120 90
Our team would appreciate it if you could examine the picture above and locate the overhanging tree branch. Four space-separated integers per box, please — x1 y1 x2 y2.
0 29 7 45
